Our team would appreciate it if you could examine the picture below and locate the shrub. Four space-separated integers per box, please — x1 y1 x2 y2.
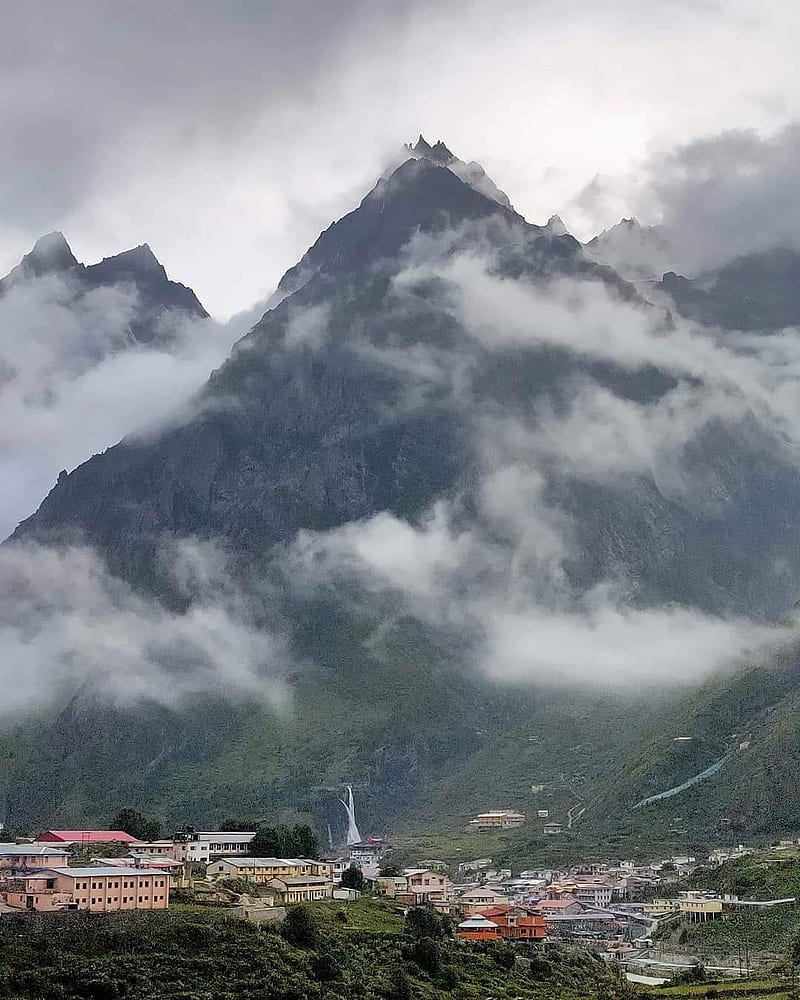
408 936 441 974
282 905 321 948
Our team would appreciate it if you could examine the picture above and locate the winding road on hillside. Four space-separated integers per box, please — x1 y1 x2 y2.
632 751 736 809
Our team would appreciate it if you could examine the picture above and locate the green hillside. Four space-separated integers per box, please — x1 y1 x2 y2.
0 903 629 1000
584 639 800 845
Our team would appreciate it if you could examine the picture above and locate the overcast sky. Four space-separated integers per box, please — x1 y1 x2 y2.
1 0 799 317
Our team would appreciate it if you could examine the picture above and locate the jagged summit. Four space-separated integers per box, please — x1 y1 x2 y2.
0 231 79 291
86 244 166 283
27 231 78 270
407 135 456 165
543 214 569 237
585 216 674 280
0 234 208 337
396 135 515 212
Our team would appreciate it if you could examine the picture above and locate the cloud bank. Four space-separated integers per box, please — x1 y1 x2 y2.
281 237 800 690
0 539 292 718
2 0 799 315
577 122 800 274
0 272 239 539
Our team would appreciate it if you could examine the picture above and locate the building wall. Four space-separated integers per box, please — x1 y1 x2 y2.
0 852 71 869
56 873 170 911
458 926 501 940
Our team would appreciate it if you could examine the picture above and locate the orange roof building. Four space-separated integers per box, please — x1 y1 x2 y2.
476 903 546 940
457 914 501 940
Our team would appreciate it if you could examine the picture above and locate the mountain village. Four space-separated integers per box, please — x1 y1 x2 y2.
2 817 797 983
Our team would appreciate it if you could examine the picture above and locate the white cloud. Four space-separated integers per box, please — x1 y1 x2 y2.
2 1 799 315
0 272 240 538
0 539 292 718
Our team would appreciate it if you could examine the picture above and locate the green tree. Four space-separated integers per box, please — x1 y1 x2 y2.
379 864 402 877
408 937 441 974
110 808 161 842
282 904 321 948
250 823 320 858
405 906 450 940
220 817 258 831
341 864 365 891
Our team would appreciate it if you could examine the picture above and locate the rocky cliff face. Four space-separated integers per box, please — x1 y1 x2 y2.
0 232 208 349
6 141 800 834
11 152 800 620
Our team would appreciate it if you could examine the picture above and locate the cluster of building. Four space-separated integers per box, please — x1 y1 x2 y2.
0 834 177 914
411 842 798 948
0 828 394 915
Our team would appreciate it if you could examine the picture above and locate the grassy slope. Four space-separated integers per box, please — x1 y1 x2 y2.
657 853 800 954
586 643 800 847
0 608 636 844
0 902 630 1000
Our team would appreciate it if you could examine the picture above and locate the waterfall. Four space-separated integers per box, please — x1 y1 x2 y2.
338 785 363 845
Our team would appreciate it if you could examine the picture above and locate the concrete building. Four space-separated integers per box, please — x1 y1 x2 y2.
91 854 192 889
36 830 138 845
3 866 169 912
534 897 584 917
457 914 501 940
550 879 614 909
266 876 333 903
172 831 256 863
458 886 511 914
395 869 452 907
0 844 71 869
468 811 525 830
677 891 723 921
477 904 546 941
207 857 333 883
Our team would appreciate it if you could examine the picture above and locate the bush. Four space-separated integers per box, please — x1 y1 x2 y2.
383 970 413 999
282 905 321 948
527 955 552 979
404 906 449 940
492 942 517 970
407 937 441 974
311 952 341 982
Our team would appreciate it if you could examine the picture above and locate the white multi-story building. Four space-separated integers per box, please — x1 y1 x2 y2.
172 831 256 863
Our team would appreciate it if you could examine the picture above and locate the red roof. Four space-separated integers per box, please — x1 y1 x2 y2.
37 830 138 843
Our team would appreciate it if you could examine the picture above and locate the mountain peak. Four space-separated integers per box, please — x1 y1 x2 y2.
0 231 79 293
410 135 456 165
29 231 76 265
544 214 569 237
21 231 77 275
399 136 514 211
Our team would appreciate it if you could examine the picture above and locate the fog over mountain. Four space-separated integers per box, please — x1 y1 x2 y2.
3 2 800 834
2 139 799 718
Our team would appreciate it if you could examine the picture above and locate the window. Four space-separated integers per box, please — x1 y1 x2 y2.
123 897 128 903
138 896 143 903
91 898 96 904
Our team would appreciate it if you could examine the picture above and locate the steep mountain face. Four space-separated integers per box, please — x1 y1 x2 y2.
11 154 647 593
0 232 208 349
660 248 800 331
585 218 675 281
5 141 800 836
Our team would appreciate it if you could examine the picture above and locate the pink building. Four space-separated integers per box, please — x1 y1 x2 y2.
0 844 71 869
3 867 170 912
36 830 138 845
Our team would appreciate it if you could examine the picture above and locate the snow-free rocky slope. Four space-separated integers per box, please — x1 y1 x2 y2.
5 140 800 839
0 231 208 350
